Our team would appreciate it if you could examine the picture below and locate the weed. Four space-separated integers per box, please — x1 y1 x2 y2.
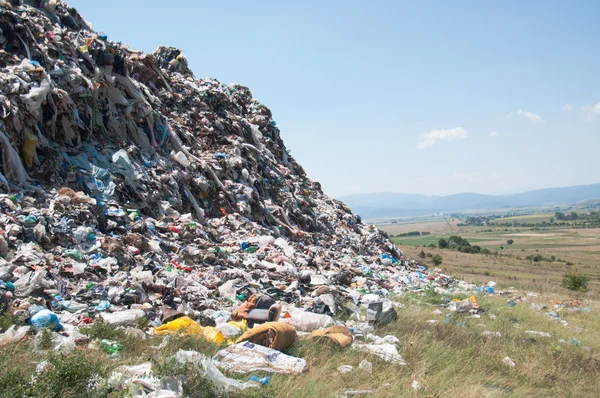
80 320 125 341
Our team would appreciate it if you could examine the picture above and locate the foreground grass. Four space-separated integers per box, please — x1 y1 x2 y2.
0 292 598 397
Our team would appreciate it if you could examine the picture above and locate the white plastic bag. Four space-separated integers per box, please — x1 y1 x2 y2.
0 325 30 347
213 342 307 375
0 130 28 184
282 309 334 332
174 350 257 391
100 309 145 326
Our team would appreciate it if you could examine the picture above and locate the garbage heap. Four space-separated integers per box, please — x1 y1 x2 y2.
0 2 462 332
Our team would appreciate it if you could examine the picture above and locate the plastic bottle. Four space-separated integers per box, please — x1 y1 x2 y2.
100 339 123 354
64 249 82 261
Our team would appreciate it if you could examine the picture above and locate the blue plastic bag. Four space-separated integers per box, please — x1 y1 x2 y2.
30 309 62 331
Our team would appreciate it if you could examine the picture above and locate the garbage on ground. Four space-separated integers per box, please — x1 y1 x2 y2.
446 296 480 313
249 375 271 386
502 356 516 367
30 309 62 331
366 301 398 325
231 294 281 327
0 325 30 346
155 317 224 345
481 331 502 338
174 350 258 391
525 331 551 338
235 321 297 351
213 341 307 374
101 339 123 355
358 360 372 372
99 310 146 327
281 309 335 332
559 337 581 346
338 365 354 374
309 326 353 348
336 390 373 397
354 339 406 365
412 379 421 391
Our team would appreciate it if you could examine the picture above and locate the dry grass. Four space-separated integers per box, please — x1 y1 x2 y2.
382 221 600 298
1 291 598 397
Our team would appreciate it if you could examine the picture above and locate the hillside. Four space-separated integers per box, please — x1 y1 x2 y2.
340 183 600 219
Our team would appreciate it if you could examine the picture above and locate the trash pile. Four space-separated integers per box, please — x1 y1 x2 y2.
0 1 478 394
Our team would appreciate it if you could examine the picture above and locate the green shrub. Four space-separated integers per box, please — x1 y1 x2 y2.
561 271 589 292
431 254 443 266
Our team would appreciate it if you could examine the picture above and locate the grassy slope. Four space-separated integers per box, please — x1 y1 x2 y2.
1 291 599 397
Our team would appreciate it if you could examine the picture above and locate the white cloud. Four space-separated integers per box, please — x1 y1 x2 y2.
418 127 468 149
562 104 574 112
489 131 499 138
511 109 545 124
580 102 600 121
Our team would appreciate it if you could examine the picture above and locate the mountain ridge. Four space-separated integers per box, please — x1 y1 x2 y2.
339 183 600 218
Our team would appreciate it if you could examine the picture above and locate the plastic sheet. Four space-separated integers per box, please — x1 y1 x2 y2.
213 342 307 374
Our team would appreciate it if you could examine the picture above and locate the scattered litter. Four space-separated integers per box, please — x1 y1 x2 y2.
309 326 353 348
354 342 406 365
412 379 421 391
525 331 551 338
336 390 373 397
481 331 502 338
358 360 372 372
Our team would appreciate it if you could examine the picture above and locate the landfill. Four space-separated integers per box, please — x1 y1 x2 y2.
0 0 491 395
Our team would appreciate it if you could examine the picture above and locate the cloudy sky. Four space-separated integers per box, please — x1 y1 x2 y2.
70 0 600 197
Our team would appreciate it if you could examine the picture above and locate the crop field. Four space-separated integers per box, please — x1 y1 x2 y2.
381 219 600 298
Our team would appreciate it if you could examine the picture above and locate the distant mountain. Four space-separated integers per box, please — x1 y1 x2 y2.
338 183 600 219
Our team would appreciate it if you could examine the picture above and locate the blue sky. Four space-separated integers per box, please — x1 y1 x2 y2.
69 0 600 198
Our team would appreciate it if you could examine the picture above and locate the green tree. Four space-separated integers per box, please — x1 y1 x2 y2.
431 254 443 266
418 250 426 259
438 238 448 249
569 212 578 220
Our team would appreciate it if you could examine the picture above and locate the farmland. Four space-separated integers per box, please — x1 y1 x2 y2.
380 216 600 298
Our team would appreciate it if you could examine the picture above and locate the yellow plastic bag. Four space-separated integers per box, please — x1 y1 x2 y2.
155 316 224 345
228 319 248 333
22 128 37 168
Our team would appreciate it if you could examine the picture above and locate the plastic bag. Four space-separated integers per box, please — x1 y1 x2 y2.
174 350 258 391
99 309 145 326
353 342 406 365
0 130 28 184
281 309 334 332
30 309 62 331
213 342 307 374
0 325 30 347
155 316 224 345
